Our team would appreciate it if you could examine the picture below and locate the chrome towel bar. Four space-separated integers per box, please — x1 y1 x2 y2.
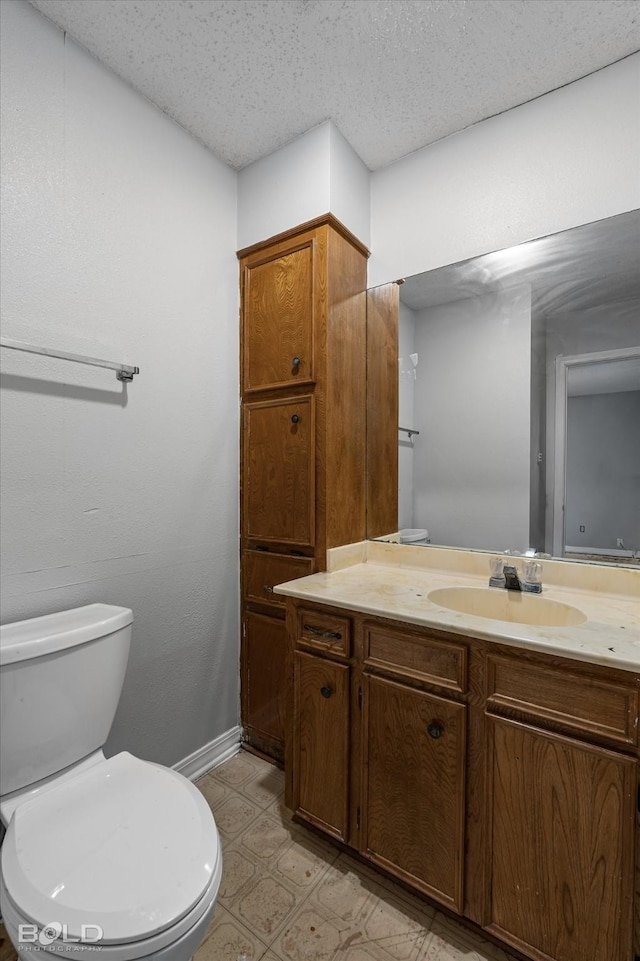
0 338 139 382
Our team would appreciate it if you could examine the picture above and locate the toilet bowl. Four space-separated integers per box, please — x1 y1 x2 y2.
0 605 222 961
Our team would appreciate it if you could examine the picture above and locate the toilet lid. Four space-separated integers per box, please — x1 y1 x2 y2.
1 752 220 944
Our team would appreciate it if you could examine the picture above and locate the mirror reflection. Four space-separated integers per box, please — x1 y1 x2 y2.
389 209 640 564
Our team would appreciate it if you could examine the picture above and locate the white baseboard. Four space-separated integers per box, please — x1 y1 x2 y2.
173 725 242 781
565 545 634 559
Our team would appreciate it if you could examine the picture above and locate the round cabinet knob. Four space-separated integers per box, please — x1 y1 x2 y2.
427 721 444 739
291 414 300 424
320 686 333 699
292 356 301 368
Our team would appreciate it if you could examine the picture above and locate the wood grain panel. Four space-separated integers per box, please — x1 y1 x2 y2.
362 674 466 911
322 227 368 550
242 242 314 393
487 653 639 747
294 650 350 841
243 612 287 747
487 716 636 961
366 283 399 539
364 622 467 692
243 395 315 548
244 551 314 611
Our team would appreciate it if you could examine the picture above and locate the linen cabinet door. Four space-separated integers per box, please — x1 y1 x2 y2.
242 239 315 393
293 650 350 842
361 674 466 913
243 395 315 550
242 612 287 757
485 716 636 961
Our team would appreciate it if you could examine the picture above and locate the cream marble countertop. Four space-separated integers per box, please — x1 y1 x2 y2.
274 542 640 674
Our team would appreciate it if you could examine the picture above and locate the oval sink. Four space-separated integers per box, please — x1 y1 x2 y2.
428 587 586 627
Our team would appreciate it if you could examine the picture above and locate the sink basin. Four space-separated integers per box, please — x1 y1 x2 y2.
427 587 586 627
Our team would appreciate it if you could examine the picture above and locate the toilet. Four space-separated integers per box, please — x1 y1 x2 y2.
0 604 222 961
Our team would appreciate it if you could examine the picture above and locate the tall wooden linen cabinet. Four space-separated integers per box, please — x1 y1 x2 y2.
238 216 369 761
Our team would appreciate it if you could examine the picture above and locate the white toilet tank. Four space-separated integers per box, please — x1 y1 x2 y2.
0 605 133 797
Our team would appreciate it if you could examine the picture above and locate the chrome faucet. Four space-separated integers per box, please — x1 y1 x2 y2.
503 565 522 591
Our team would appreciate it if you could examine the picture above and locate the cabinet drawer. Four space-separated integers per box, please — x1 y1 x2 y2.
486 654 639 747
244 551 314 610
364 623 467 693
297 608 351 659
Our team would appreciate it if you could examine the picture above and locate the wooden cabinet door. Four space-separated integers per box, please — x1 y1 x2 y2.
486 716 636 961
242 612 287 750
293 651 350 841
243 395 315 548
362 674 466 912
242 240 314 392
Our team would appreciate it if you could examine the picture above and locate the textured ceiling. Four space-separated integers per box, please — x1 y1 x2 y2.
27 0 640 170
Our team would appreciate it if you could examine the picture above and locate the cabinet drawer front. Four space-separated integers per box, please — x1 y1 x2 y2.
294 651 350 841
243 395 315 549
244 551 314 610
297 608 351 658
486 654 639 747
242 240 315 393
364 623 467 693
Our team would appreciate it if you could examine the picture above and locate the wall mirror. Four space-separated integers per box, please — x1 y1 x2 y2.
369 209 640 566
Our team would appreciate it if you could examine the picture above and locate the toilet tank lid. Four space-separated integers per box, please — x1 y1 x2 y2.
0 604 133 666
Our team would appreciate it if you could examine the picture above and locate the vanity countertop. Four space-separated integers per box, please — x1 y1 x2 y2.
274 542 640 674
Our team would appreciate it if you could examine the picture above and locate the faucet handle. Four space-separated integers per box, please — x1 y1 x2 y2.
523 560 543 593
489 555 506 588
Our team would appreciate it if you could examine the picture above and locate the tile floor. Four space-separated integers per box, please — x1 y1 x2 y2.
194 749 519 961
0 749 521 961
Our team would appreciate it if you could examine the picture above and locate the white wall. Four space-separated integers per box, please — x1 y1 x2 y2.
237 120 370 249
565 391 640 551
544 303 640 550
369 54 640 286
398 301 417 530
411 285 532 551
0 0 240 768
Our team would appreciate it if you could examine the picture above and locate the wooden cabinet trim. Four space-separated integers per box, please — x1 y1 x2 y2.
486 652 639 748
237 212 369 260
363 621 468 693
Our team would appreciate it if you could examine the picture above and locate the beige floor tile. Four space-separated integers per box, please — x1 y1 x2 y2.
417 914 518 961
196 771 236 809
218 845 263 907
234 873 304 942
267 792 296 828
212 751 268 789
239 763 286 809
213 790 262 846
272 831 339 892
195 904 269 961
272 901 348 961
310 856 381 924
237 811 296 862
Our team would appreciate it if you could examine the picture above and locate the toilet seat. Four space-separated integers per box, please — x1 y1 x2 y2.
1 752 221 956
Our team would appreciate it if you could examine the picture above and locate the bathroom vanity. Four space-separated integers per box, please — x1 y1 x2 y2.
276 544 640 961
